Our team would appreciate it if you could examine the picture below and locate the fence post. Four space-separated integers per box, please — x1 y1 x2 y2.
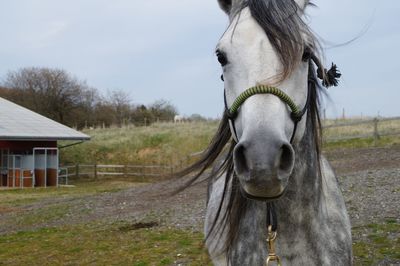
66 168 69 185
124 165 128 178
94 164 98 180
76 164 80 179
373 118 380 145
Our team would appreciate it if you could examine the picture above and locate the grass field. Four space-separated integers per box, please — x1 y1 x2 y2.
60 119 400 167
323 117 400 144
60 122 219 167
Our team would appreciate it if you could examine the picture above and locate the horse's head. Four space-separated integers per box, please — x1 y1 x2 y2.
216 0 313 200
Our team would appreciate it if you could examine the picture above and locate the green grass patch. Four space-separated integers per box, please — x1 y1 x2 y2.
0 223 211 265
352 221 400 265
0 179 144 208
14 204 72 227
2 220 398 265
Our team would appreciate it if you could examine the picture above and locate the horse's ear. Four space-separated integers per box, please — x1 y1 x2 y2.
294 0 309 12
217 0 232 14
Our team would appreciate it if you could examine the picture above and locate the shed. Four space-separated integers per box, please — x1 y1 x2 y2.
0 97 90 188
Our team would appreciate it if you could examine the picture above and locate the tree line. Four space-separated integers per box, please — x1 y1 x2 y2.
0 67 178 129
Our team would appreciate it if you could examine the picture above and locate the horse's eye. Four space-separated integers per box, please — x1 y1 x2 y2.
220 74 224 82
216 50 228 66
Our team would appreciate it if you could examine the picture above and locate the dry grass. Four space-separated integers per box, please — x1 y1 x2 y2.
323 118 400 142
60 118 400 168
60 121 218 168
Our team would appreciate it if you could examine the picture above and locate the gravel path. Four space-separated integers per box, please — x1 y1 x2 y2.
339 168 399 227
1 145 399 236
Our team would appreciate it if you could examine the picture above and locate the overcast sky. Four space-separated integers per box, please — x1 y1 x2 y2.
0 0 399 118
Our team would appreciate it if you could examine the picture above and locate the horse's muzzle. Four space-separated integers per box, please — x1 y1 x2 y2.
233 139 295 199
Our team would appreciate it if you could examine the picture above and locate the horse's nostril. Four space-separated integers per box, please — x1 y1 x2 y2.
234 141 294 178
279 144 294 173
233 143 249 175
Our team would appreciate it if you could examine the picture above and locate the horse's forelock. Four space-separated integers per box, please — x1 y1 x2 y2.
242 0 317 82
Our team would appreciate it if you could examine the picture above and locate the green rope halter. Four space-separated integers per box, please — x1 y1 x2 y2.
228 85 301 119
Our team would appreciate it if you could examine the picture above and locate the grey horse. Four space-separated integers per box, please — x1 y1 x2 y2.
176 0 352 265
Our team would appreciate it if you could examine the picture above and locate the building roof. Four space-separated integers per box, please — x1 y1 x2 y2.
0 97 90 141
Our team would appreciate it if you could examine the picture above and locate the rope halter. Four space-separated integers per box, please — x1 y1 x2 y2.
224 84 310 143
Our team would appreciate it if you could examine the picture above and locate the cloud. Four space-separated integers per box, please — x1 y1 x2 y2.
20 21 70 49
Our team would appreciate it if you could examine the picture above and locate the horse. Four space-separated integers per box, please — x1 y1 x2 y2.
175 0 352 265
174 115 185 123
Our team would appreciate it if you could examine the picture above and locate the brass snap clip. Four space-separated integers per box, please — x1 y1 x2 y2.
266 225 281 266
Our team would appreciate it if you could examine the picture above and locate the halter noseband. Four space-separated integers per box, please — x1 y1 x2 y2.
224 84 311 144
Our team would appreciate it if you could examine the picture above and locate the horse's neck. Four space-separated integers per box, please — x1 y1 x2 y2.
271 129 351 265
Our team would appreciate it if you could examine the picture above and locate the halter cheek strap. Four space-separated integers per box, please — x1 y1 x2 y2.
224 92 240 143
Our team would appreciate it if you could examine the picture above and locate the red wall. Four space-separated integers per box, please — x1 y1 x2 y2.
0 141 57 153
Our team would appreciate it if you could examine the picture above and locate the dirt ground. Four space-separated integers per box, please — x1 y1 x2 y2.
0 145 399 264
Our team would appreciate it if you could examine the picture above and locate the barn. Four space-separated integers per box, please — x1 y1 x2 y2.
0 97 90 188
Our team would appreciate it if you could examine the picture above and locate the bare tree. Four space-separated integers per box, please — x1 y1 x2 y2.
1 67 98 128
1 67 180 128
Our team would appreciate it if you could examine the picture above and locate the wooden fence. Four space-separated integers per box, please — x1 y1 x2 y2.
58 117 400 184
322 116 400 142
58 150 203 184
58 164 174 184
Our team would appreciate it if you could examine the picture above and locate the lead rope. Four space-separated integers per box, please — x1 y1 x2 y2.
266 202 281 266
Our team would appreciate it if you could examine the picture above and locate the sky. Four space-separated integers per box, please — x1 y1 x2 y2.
0 0 399 118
